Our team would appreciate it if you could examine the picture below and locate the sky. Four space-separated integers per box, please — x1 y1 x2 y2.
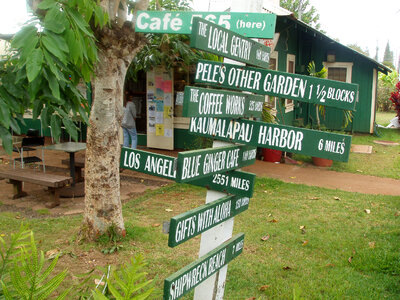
1 0 399 68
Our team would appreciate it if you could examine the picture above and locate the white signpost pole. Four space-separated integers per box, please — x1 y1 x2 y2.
193 140 233 300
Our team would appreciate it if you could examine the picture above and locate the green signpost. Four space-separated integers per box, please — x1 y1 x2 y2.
190 17 271 68
189 117 352 162
182 86 264 119
164 233 245 300
194 59 359 111
168 195 249 247
135 11 276 38
176 145 257 183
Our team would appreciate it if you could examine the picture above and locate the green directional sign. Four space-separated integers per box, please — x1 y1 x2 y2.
191 17 271 68
136 11 276 38
120 147 255 195
169 195 249 247
194 60 359 111
190 170 256 198
189 117 352 162
182 86 264 119
176 145 256 183
120 147 176 180
164 233 244 300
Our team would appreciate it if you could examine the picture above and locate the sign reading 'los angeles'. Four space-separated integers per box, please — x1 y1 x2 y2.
182 86 264 119
189 117 352 162
191 17 271 68
195 60 359 111
164 233 244 300
136 11 276 38
169 195 249 247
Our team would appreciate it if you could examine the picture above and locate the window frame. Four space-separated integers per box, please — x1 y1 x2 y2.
285 54 296 112
322 61 353 83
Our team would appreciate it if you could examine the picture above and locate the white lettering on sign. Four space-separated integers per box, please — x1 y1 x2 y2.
326 87 355 103
212 173 230 186
235 197 249 209
230 35 252 60
227 68 261 90
203 151 226 174
231 177 250 191
263 73 307 98
181 155 201 180
225 95 245 115
248 100 263 112
195 62 226 84
122 151 140 169
256 48 270 63
198 92 224 115
258 125 304 151
143 156 176 178
136 12 183 32
318 139 345 155
175 216 197 243
226 149 240 169
190 117 254 143
207 26 229 54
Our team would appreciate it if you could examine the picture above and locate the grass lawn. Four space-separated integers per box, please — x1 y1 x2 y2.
376 111 396 127
1 179 399 299
293 127 400 179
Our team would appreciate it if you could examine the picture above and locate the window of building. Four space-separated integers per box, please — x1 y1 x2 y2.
266 52 278 115
323 62 353 83
285 54 295 112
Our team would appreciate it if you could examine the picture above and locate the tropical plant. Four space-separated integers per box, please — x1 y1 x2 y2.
307 61 353 129
378 70 399 111
0 227 70 299
92 255 154 300
389 81 400 124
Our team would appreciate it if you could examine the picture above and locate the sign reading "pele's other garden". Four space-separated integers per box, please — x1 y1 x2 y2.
190 17 271 68
194 60 359 111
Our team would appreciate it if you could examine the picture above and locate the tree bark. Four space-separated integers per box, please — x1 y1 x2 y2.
81 0 148 239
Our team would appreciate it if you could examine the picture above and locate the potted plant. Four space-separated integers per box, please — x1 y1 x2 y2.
307 61 353 167
261 102 282 162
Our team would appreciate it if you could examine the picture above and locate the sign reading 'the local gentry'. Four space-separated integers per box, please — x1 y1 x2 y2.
182 86 264 119
176 145 257 183
135 11 276 38
168 195 249 247
194 60 359 111
189 117 352 162
191 17 271 68
164 233 244 300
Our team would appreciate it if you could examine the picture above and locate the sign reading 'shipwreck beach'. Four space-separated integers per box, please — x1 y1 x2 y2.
191 17 271 68
189 117 352 162
194 60 359 111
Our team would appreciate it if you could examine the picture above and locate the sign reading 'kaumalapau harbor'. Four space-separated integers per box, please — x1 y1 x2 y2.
164 233 244 300
136 11 276 38
120 148 256 197
189 117 352 162
191 17 271 68
176 145 257 182
182 86 264 119
168 195 249 247
194 60 359 111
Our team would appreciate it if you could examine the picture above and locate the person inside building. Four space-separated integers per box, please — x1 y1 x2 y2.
122 96 137 149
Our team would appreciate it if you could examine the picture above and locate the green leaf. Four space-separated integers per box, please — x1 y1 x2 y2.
26 49 43 82
37 0 57 10
40 106 50 129
47 72 60 100
65 6 94 38
41 35 67 65
28 74 43 100
11 25 37 49
43 49 62 81
0 127 12 155
62 117 78 142
44 7 67 34
32 99 43 120
65 30 81 65
50 114 61 142
46 31 69 54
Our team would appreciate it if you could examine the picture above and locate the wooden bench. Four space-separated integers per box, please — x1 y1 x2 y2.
61 156 85 182
0 169 72 206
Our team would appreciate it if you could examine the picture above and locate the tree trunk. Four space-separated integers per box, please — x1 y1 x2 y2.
82 51 127 238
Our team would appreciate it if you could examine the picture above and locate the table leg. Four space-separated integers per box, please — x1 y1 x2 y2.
69 152 76 186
